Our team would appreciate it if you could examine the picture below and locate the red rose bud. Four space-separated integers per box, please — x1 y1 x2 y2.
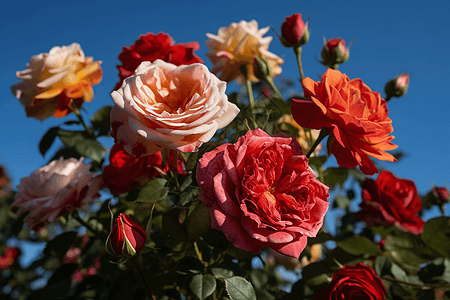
433 186 449 202
253 55 272 82
106 213 147 258
320 38 350 69
281 13 309 47
385 73 410 100
0 247 21 269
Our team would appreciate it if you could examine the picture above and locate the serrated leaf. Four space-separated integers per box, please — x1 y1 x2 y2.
190 274 216 300
39 126 59 156
224 276 257 300
75 138 107 163
337 236 382 256
135 178 169 203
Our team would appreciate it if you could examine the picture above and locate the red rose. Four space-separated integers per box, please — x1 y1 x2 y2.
433 186 449 202
103 143 186 194
356 171 424 235
196 129 329 258
292 69 397 175
106 213 147 258
114 32 203 90
315 263 386 300
281 13 309 47
0 247 21 269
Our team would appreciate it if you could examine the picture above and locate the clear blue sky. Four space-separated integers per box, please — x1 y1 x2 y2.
1 0 449 196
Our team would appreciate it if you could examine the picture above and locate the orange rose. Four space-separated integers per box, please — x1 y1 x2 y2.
11 43 102 120
292 69 397 175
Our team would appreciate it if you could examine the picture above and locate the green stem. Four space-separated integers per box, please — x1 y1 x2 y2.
385 94 392 102
265 77 283 100
245 78 258 129
72 211 106 239
70 100 95 138
293 46 305 82
306 128 330 159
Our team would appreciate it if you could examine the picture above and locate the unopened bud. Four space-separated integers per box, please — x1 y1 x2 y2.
280 13 309 48
253 55 272 82
320 38 350 69
385 73 410 99
106 213 147 258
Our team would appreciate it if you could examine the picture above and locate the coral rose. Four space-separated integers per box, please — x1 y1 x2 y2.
110 60 240 157
315 263 386 300
292 69 397 175
11 43 102 120
355 171 424 235
206 20 284 84
197 129 329 258
12 157 103 231
103 143 186 194
114 32 203 90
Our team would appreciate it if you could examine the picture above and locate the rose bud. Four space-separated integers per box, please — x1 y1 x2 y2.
384 73 410 101
280 13 309 47
432 186 449 202
106 213 147 258
320 38 350 69
253 55 272 82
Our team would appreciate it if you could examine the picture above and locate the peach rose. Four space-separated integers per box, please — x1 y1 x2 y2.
12 157 103 231
11 43 102 120
292 69 397 175
110 59 240 156
206 20 284 84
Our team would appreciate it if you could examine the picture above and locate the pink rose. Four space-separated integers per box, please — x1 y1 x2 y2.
197 129 329 258
110 60 240 157
12 157 103 231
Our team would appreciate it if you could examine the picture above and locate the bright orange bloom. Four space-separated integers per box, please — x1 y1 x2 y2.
292 69 397 175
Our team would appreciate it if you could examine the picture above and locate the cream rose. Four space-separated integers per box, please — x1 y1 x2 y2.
12 157 103 231
110 59 240 156
11 43 102 120
206 20 284 84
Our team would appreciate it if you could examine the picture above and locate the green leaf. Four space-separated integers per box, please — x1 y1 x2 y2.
185 201 211 240
175 257 204 275
224 276 257 300
57 129 85 147
39 126 59 156
190 274 216 300
337 236 382 256
374 256 393 277
323 167 350 189
135 178 169 203
91 105 112 136
421 217 450 259
211 267 234 279
74 138 107 163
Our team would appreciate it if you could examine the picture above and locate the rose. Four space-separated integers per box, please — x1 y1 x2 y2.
320 38 350 68
110 59 240 157
206 20 284 84
433 186 449 202
292 69 398 175
114 32 203 90
11 43 102 120
106 213 147 258
0 247 21 269
281 13 309 47
355 171 424 235
12 157 103 231
103 143 186 194
315 263 386 300
385 73 410 100
196 129 329 258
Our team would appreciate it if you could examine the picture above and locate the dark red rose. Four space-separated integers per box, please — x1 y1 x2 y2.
114 32 203 90
103 144 186 194
106 213 147 258
197 129 329 258
356 171 424 235
315 263 386 300
281 13 309 47
0 247 21 269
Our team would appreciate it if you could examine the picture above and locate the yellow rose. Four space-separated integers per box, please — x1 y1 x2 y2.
11 43 102 120
206 20 283 84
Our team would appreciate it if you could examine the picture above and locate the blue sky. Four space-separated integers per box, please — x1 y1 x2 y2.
1 0 449 196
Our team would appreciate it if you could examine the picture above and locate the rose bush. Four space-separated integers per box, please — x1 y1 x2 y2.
103 143 186 194
292 68 397 175
11 43 102 120
114 32 203 90
196 129 329 258
110 59 240 156
206 20 283 84
315 263 386 300
355 170 424 235
12 157 103 231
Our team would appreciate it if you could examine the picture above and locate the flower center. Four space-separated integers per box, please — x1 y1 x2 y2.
264 187 276 205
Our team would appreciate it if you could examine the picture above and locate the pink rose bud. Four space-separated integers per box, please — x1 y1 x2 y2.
385 73 410 100
281 13 309 47
433 186 449 202
106 213 147 258
320 38 350 69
